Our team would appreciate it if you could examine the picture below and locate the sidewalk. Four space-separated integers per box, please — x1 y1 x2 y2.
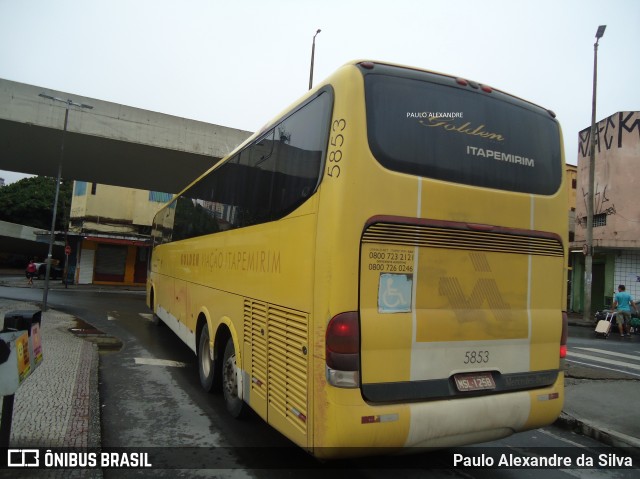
0 299 100 445
0 282 638 466
0 297 101 478
559 312 640 450
0 268 145 293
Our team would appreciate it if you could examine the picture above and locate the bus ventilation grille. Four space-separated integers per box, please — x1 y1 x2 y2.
362 222 564 257
244 299 309 433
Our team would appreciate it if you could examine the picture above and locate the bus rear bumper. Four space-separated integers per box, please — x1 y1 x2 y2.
316 373 563 457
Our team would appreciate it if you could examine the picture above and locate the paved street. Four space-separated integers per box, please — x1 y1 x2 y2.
0 278 638 478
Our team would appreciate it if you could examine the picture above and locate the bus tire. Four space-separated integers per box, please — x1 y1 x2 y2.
198 324 216 392
150 291 163 327
222 337 247 418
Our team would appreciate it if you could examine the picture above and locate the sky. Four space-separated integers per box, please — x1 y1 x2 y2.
1 0 639 184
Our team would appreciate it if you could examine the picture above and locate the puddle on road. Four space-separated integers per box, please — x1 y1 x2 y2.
69 318 123 353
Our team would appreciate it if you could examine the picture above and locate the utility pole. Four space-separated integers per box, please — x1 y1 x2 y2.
583 25 606 322
308 29 321 90
38 93 93 311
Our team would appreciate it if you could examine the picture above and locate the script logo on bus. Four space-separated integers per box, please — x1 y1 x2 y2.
419 117 505 141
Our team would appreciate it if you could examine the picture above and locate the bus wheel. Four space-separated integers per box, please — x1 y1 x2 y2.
150 292 163 327
198 324 216 392
222 338 246 418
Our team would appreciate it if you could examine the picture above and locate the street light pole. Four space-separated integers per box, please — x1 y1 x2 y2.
308 29 321 90
38 93 93 311
583 25 606 322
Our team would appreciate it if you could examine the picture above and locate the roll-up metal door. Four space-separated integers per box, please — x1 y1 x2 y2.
94 244 127 282
78 248 95 284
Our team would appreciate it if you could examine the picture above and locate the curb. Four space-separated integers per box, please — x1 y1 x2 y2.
567 320 595 328
555 412 640 452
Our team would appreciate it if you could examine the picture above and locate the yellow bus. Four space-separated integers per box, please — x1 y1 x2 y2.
147 60 568 457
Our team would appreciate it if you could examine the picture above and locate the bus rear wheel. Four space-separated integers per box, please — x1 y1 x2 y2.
198 324 216 392
222 338 247 418
150 291 163 327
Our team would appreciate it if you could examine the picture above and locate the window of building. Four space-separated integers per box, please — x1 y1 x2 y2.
74 181 87 196
149 191 173 203
593 213 607 227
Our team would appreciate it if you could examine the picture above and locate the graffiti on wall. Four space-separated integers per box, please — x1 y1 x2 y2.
575 111 640 229
576 183 616 228
578 112 640 158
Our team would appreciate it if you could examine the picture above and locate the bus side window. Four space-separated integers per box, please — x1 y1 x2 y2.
151 92 333 244
270 92 332 219
236 130 276 227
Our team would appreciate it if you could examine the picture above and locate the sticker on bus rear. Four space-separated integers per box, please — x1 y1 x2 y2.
378 273 413 313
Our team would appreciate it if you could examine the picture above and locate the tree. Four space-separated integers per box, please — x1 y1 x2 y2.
0 176 73 230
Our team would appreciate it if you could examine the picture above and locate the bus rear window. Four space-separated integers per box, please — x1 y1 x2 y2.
364 72 562 195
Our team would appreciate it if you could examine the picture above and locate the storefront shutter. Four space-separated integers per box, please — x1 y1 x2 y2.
94 244 127 282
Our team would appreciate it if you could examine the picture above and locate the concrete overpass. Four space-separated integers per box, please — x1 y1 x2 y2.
0 220 60 262
0 78 252 194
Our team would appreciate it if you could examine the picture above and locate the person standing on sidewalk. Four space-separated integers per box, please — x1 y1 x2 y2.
26 259 37 286
612 284 637 337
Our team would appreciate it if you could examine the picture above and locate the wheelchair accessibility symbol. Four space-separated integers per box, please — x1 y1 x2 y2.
378 273 413 313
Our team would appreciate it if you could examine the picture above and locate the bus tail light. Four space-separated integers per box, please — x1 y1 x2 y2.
326 312 360 388
560 312 568 358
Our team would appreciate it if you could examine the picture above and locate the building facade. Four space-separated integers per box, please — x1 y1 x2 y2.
570 111 640 313
565 164 577 309
67 181 171 285
566 164 577 242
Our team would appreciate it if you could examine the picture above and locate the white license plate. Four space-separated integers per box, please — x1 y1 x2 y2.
454 372 496 392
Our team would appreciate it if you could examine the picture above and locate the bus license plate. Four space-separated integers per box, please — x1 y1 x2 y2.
454 372 496 392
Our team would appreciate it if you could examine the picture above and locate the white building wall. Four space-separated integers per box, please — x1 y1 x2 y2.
614 252 640 300
78 247 95 285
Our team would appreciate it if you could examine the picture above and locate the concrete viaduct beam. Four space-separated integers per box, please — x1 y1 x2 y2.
0 220 57 258
0 78 252 194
